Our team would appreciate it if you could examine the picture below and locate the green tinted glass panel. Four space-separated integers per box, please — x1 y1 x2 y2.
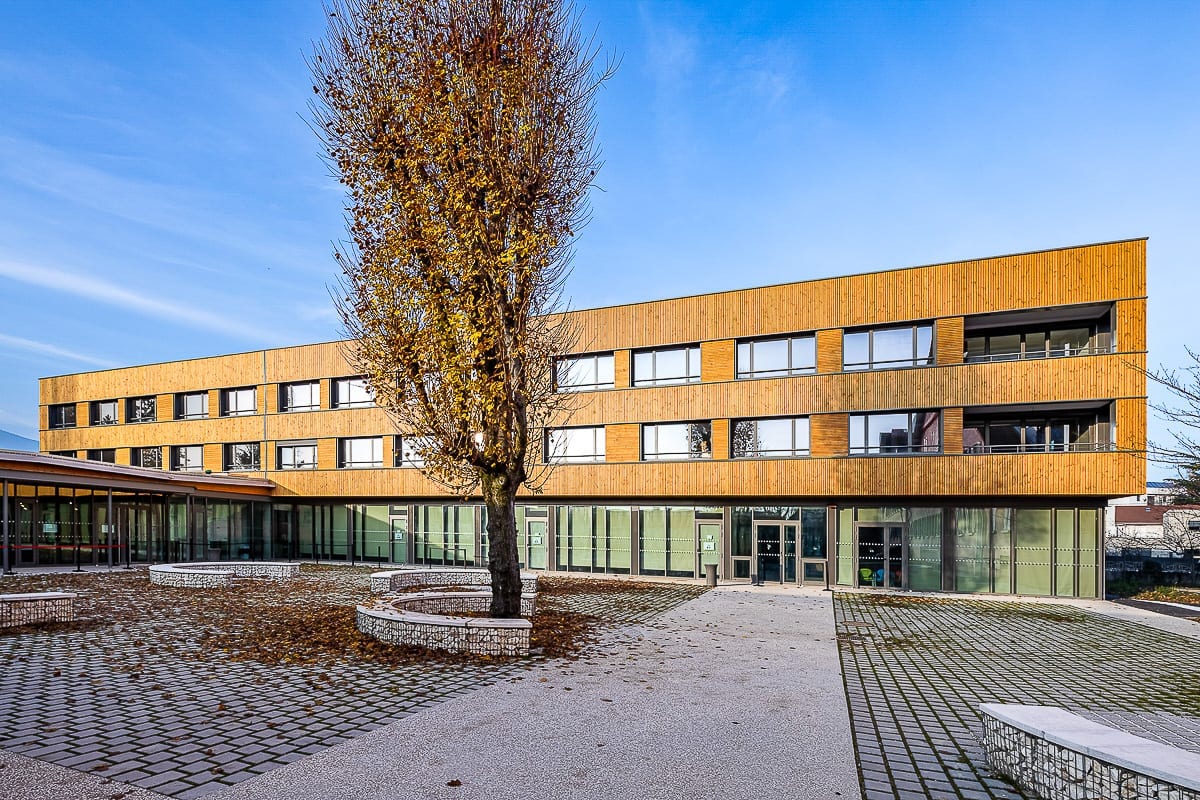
640 508 667 574
992 508 1012 593
836 508 854 585
668 508 695 576
955 508 990 593
1014 509 1052 596
1055 509 1077 597
1078 509 1099 598
732 509 753 557
606 507 632 572
800 507 826 558
908 508 942 592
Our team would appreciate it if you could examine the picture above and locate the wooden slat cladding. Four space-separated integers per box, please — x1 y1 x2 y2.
1115 398 1146 453
710 419 731 460
943 408 964 454
552 353 1145 427
811 414 849 457
1115 299 1147 352
546 239 1146 353
259 450 1143 499
815 329 843 374
935 318 964 365
612 350 631 389
604 423 641 462
700 340 736 383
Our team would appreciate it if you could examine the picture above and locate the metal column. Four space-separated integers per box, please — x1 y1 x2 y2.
2 479 11 575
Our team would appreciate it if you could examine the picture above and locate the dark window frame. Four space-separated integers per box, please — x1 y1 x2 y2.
843 324 935 371
126 396 157 424
280 381 320 413
277 440 319 470
90 399 119 426
48 403 77 430
849 410 942 456
554 353 616 393
174 391 209 420
544 426 606 463
731 416 811 458
632 345 702 387
223 442 261 471
332 377 374 408
220 387 257 417
641 421 713 460
736 335 817 379
171 445 204 472
338 436 382 468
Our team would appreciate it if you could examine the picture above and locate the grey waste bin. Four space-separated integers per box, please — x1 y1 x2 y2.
704 563 717 587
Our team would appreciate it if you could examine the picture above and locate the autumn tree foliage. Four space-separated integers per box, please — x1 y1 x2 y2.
311 0 609 616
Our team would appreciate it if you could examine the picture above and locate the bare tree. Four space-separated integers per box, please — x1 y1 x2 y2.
311 0 610 616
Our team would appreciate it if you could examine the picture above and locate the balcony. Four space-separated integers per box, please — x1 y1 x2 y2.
962 401 1113 455
963 303 1114 364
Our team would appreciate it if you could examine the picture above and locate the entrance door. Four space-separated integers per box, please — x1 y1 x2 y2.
696 521 721 578
755 523 782 583
856 524 905 588
525 519 547 570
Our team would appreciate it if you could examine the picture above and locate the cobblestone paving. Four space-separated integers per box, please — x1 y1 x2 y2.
0 567 703 799
835 593 1200 800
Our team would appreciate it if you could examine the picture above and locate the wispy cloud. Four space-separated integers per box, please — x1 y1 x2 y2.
0 332 117 368
0 260 278 342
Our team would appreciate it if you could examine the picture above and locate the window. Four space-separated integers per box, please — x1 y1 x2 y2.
86 449 116 463
90 399 118 426
843 324 934 371
545 427 606 463
172 445 203 472
280 381 320 412
175 391 209 420
555 353 615 392
224 442 261 471
642 422 712 460
965 324 1102 362
126 396 156 424
732 417 810 458
221 387 257 417
333 377 373 408
50 450 76 458
849 411 941 455
278 440 318 470
633 345 701 387
131 446 162 469
963 410 1111 453
737 335 816 379
1188 520 1200 532
395 435 431 467
49 403 76 430
339 436 382 468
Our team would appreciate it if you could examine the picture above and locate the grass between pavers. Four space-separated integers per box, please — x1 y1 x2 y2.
0 566 708 666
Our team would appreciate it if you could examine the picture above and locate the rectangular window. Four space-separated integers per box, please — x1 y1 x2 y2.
86 449 116 463
48 403 76 430
849 411 941 455
642 422 712 460
731 417 810 458
964 322 1106 362
555 353 615 392
277 440 318 470
545 427 606 463
632 345 701 387
395 435 430 468
171 445 203 472
338 436 382 468
842 324 934 371
736 335 816 379
126 396 156 424
175 391 209 420
131 446 162 469
221 387 257 416
223 442 261 471
50 450 76 458
333 377 373 408
280 381 320 412
963 409 1111 453
90 399 118 426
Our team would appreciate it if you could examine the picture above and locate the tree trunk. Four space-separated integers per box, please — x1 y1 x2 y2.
482 472 523 618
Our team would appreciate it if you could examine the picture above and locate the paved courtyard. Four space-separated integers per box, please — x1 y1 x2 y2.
835 592 1200 800
0 567 704 799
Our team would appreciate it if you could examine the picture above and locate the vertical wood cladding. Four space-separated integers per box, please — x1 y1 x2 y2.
202 443 223 473
605 423 641 462
816 329 843 374
35 240 1147 499
811 414 849 457
710 419 731 460
936 318 965 365
943 408 964 454
612 350 631 389
700 340 736 383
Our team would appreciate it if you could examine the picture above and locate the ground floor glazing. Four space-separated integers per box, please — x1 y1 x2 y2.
0 481 1103 598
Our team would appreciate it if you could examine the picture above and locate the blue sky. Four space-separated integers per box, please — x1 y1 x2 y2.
0 1 1196 477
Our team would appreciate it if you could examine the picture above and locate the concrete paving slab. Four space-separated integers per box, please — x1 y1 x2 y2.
0 748 170 800
210 585 860 800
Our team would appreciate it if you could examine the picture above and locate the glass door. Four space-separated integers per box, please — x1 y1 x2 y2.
390 517 409 564
526 520 547 570
696 521 721 578
755 523 782 583
855 524 905 589
783 524 797 583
